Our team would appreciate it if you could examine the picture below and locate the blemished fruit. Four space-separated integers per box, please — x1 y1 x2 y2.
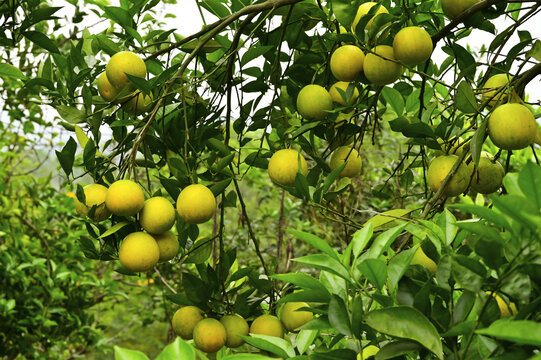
105 179 145 217
250 314 284 338
329 82 360 105
488 103 536 150
105 51 147 90
122 92 153 115
330 45 365 82
193 318 227 353
481 74 513 106
97 72 119 103
329 146 362 178
468 157 505 194
75 184 111 221
358 345 380 359
279 302 313 332
172 306 205 340
153 231 179 262
427 155 470 197
176 184 216 224
268 149 309 187
411 247 437 275
296 84 333 120
220 314 249 348
392 26 433 66
363 46 402 85
118 232 160 272
441 0 480 18
486 292 518 318
139 197 176 234
352 2 389 31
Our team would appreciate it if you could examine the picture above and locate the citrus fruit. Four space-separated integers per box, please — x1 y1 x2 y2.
65 191 77 199
153 230 179 262
220 314 249 348
427 155 470 197
250 314 284 338
468 156 504 194
122 92 153 115
74 184 111 221
97 72 119 103
329 81 360 105
535 127 541 146
329 146 362 178
435 137 467 156
118 232 160 272
296 84 333 120
486 292 518 318
105 179 145 217
330 45 365 82
352 2 389 31
411 247 437 275
358 345 380 359
193 318 227 353
488 103 536 150
480 73 521 106
279 302 313 332
392 26 433 66
268 149 309 187
363 45 402 85
105 51 146 90
441 0 480 18
139 196 176 234
172 306 205 340
176 184 216 224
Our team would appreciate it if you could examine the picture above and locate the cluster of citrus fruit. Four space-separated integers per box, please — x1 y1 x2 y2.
97 51 153 115
171 301 313 353
73 180 216 271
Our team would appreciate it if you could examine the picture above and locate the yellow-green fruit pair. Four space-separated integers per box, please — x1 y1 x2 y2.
250 314 284 338
351 2 389 31
468 157 504 194
221 314 249 348
280 302 313 332
330 146 362 178
330 45 365 82
296 84 333 120
268 149 309 187
75 184 111 221
364 46 403 85
176 184 216 224
488 103 536 150
106 51 147 91
393 26 433 66
427 155 470 197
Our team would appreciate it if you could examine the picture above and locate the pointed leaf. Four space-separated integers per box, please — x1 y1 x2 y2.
240 334 295 358
476 319 541 346
328 295 351 337
287 229 339 260
348 223 373 259
0 63 26 79
364 209 413 229
358 258 387 290
155 337 196 360
293 254 350 282
364 223 408 259
114 346 149 360
271 273 329 293
99 222 129 239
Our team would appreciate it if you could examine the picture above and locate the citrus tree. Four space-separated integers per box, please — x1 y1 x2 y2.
1 0 541 358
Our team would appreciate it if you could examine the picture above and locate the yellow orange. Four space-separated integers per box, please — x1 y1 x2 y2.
139 196 176 234
220 314 249 348
488 103 536 150
193 318 227 353
176 184 216 224
268 149 309 187
296 84 333 120
153 231 179 262
363 45 402 85
74 184 111 221
250 314 284 338
105 179 145 217
118 232 160 272
392 26 433 66
329 82 360 105
352 2 389 31
329 146 362 178
330 45 365 82
172 306 205 340
427 155 470 197
279 302 313 332
105 51 146 90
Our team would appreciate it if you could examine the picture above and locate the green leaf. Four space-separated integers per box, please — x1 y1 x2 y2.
99 222 129 239
287 229 339 260
358 258 387 290
0 63 26 80
449 204 511 232
517 162 541 210
365 306 443 360
364 223 408 259
114 346 150 360
55 137 77 177
296 330 319 355
470 120 486 166
293 254 351 282
476 319 541 346
434 209 457 246
22 31 59 53
241 45 274 67
210 178 231 196
222 355 275 360
201 0 230 18
382 86 405 115
455 221 503 243
452 290 476 325
55 105 86 124
321 162 347 194
527 40 541 61
375 340 420 360
295 172 310 201
455 81 477 114
271 273 329 293
453 43 476 80
328 295 351 337
240 334 296 358
364 209 413 229
155 337 196 360
347 223 373 259
103 6 133 30
206 138 231 156
279 289 331 304
387 247 417 295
